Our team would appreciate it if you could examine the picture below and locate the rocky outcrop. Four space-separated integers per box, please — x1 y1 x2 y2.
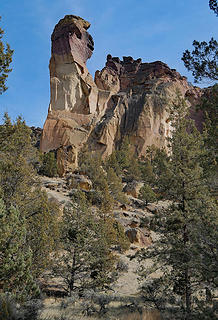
90 56 202 158
41 15 203 175
30 126 42 149
125 227 152 247
40 15 99 175
123 181 144 198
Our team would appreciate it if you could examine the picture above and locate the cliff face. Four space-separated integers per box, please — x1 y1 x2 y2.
40 15 203 175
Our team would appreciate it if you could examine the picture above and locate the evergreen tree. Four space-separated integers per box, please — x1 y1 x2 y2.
105 151 121 176
209 0 218 16
182 38 218 82
0 17 13 94
199 84 218 186
116 136 131 171
53 191 115 295
182 2 218 83
138 96 218 319
40 151 57 177
140 159 155 185
0 114 60 278
79 151 113 210
138 184 157 206
107 167 128 204
116 137 141 181
0 199 39 301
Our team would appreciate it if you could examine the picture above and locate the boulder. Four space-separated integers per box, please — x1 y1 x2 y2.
125 228 152 247
69 174 92 191
123 181 144 198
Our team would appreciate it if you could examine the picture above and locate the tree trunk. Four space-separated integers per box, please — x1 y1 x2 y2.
185 268 191 319
69 253 76 296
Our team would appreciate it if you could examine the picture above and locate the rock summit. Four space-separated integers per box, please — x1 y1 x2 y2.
41 15 203 175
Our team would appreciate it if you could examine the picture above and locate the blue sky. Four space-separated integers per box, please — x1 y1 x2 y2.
0 0 217 127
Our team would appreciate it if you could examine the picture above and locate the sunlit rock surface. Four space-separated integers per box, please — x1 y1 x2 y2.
41 15 203 175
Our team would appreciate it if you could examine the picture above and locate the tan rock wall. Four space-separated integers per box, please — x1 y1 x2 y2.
41 16 204 175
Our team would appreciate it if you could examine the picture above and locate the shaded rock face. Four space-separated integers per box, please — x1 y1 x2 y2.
91 56 202 157
41 15 203 175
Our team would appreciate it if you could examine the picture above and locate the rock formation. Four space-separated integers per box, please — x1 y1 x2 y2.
41 15 203 175
40 15 98 175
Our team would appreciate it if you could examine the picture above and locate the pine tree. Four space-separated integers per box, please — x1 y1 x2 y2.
182 2 218 83
138 95 218 319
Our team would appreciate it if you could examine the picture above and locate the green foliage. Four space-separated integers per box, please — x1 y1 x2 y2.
209 0 218 16
182 38 218 82
115 137 141 181
105 151 121 176
27 191 60 276
116 136 131 170
99 216 130 253
138 95 218 318
200 85 218 163
138 184 157 205
107 167 128 204
0 200 39 301
0 114 61 289
53 191 115 295
40 151 57 177
139 159 155 185
78 151 114 210
0 17 13 94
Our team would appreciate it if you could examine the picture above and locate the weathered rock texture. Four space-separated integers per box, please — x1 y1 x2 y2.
41 15 203 175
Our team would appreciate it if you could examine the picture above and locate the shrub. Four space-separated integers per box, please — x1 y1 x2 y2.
138 184 157 205
0 294 21 320
116 259 129 272
40 151 57 177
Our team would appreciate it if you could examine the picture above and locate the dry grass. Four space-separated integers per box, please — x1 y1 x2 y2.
118 309 161 320
38 297 162 320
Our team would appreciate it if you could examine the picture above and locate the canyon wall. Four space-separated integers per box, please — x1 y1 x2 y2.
40 15 203 175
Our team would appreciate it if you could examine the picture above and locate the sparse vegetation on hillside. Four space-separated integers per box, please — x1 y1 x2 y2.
52 190 116 295
0 114 61 300
138 184 157 206
138 95 218 319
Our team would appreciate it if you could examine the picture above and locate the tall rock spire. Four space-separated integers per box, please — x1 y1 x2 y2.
41 16 203 176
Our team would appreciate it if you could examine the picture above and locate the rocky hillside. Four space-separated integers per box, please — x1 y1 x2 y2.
40 15 203 175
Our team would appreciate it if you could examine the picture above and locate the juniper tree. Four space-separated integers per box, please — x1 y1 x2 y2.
107 167 128 204
0 114 60 278
53 191 115 296
138 184 157 206
79 151 113 210
0 199 39 301
138 95 218 319
40 151 57 177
